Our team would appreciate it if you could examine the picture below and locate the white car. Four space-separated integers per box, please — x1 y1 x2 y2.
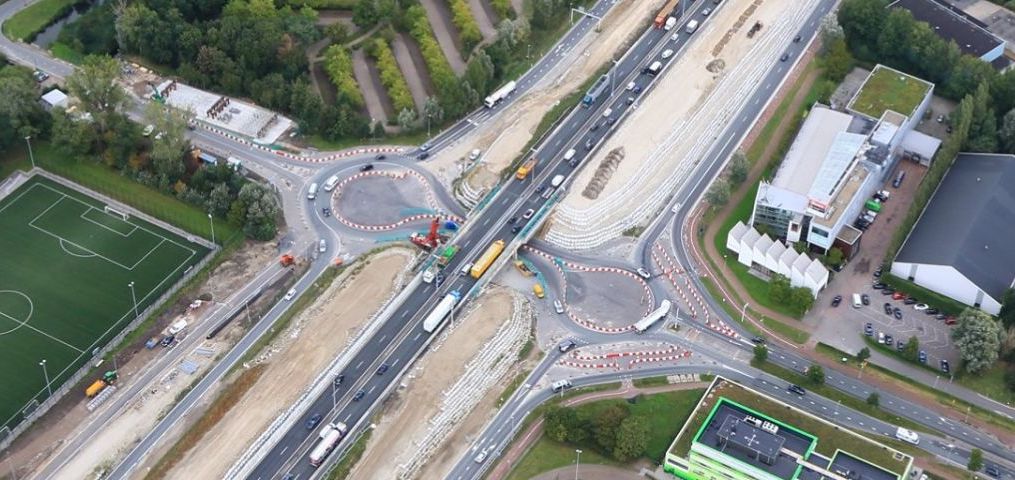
661 49 674 59
913 303 929 311
636 267 651 279
522 208 535 219
626 81 636 91
469 149 481 160
283 288 297 301
670 32 679 42
553 299 564 314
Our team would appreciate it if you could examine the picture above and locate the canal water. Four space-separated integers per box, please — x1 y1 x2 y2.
32 0 104 47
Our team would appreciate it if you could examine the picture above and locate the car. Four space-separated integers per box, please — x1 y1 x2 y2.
376 154 386 160
893 308 902 319
522 208 535 219
671 32 679 42
361 163 375 171
873 267 882 277
584 138 594 150
508 216 518 224
590 121 601 132
633 85 642 94
417 152 430 160
636 267 651 279
474 448 489 464
334 374 345 386
353 389 366 401
913 303 929 311
872 282 887 290
605 117 616 126
33 70 49 82
284 288 297 301
883 303 893 315
702 7 712 15
468 149 481 160
322 207 331 217
377 364 390 375
435 272 445 285
831 295 842 307
306 413 323 429
662 49 674 59
892 291 905 300
553 299 565 314
853 220 869 231
283 474 295 480
788 384 806 395
946 125 953 133
877 332 885 344
161 335 175 347
892 171 905 188
780 53 789 62
881 288 895 295
940 359 950 373
935 313 947 320
751 336 765 344
319 238 327 253
985 465 1000 478
626 81 636 91
903 297 917 305
925 308 940 315
944 316 957 325
511 225 522 234
558 339 577 353
626 96 636 105
420 142 432 151
861 294 870 306
864 322 874 336
896 339 905 351
535 185 546 195
832 263 843 272
918 350 927 363
884 334 893 345
936 114 945 123
793 34 801 42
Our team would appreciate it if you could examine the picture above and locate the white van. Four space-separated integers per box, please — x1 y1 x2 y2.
852 293 862 308
460 262 473 275
603 107 613 118
551 379 573 393
551 174 565 188
563 148 576 162
307 182 319 200
323 175 340 192
895 427 920 445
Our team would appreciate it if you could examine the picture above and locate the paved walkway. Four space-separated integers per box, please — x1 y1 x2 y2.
419 0 467 74
488 381 705 480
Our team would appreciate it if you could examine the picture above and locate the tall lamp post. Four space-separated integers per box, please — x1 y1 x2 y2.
574 449 582 480
39 359 51 397
207 212 216 245
24 135 36 169
128 282 139 319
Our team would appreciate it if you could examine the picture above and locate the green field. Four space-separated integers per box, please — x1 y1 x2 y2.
0 176 209 430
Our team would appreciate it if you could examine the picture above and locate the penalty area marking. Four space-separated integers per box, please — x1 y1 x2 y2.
59 239 98 258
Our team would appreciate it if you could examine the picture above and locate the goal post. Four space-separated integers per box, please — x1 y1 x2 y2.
103 205 129 221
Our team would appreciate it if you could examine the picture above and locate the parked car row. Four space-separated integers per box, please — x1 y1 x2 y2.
873 283 955 324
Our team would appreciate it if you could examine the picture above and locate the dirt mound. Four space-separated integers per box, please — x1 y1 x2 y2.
582 147 625 200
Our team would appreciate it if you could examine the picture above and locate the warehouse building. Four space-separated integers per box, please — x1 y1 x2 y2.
891 153 1015 315
889 0 1009 70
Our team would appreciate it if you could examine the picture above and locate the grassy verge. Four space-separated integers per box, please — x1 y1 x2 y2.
699 274 810 344
497 369 531 407
953 363 1015 406
815 343 1015 432
881 274 970 317
752 359 934 434
2 0 78 40
505 436 618 480
0 142 32 180
143 364 266 479
50 41 85 64
632 376 670 388
304 129 429 152
325 427 373 479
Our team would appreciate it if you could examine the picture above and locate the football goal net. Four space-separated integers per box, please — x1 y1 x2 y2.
103 205 129 221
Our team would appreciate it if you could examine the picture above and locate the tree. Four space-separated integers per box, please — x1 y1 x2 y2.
968 448 983 471
50 108 99 157
207 183 232 217
613 416 648 462
821 38 854 82
788 287 814 316
807 365 825 385
902 336 920 362
65 55 129 141
592 404 628 452
0 66 48 153
952 309 1004 374
234 182 280 240
964 82 998 153
728 151 749 185
866 392 879 407
753 344 768 364
325 22 351 44
769 274 793 305
818 12 844 56
857 347 871 362
705 178 730 206
827 248 844 268
998 288 1015 329
544 405 579 443
837 0 887 58
145 103 189 188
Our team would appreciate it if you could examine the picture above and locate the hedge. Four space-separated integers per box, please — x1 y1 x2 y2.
448 0 483 50
406 5 458 94
370 38 415 114
491 0 512 19
323 45 365 109
282 0 357 8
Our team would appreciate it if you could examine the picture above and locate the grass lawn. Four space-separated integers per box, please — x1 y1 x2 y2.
0 176 210 431
506 436 619 480
698 274 810 344
632 376 670 388
50 41 85 64
954 363 1015 406
849 65 931 120
2 0 77 40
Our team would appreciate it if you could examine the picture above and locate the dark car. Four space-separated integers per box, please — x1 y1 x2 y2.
788 384 806 395
793 34 801 42
334 374 345 387
377 363 390 375
893 307 903 320
360 164 374 171
590 122 601 132
872 282 887 290
881 287 895 295
940 359 950 373
353 389 366 401
903 297 917 305
896 339 905 351
751 336 765 344
633 85 643 94
306 413 323 429
161 335 175 347
417 152 430 160
435 272 445 285
508 216 518 224
375 154 386 160
884 334 893 345
535 185 546 195
864 322 874 336
925 308 940 315
780 53 789 62
873 267 882 277
511 225 522 234
892 171 905 188
918 350 927 364
605 117 616 126
322 207 331 217
584 138 594 150
831 295 842 307
883 303 893 315
935 313 947 320
985 464 1000 478
861 294 870 306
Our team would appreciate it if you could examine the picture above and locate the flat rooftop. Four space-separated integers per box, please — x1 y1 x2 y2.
670 378 911 479
812 162 870 230
847 65 932 120
696 400 814 479
772 106 855 195
889 0 1003 58
158 81 293 144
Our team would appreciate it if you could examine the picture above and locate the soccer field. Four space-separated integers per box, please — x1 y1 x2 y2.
0 177 210 431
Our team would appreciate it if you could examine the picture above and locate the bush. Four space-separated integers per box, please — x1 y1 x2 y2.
322 45 365 109
406 5 457 96
369 39 415 114
491 0 513 19
449 0 483 50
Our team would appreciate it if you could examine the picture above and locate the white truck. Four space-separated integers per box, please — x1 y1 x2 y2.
422 265 437 283
309 422 348 467
663 16 677 31
483 80 517 108
634 299 671 333
685 19 699 34
423 290 462 333
895 427 920 445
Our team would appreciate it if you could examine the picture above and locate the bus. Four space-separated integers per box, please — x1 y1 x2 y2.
633 299 671 333
470 240 506 279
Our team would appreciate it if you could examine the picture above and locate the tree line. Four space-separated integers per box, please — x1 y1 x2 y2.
543 400 650 463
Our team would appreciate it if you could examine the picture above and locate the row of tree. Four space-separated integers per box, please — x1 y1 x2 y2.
0 60 49 153
543 401 649 462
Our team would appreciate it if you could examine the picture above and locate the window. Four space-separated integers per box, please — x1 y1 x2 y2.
810 227 829 238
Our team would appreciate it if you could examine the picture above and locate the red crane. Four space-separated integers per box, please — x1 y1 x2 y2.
410 218 442 250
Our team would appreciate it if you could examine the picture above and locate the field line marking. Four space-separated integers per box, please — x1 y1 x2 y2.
16 318 86 353
128 238 166 270
80 207 138 237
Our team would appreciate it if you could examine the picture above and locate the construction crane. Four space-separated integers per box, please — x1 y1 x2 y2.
410 218 449 251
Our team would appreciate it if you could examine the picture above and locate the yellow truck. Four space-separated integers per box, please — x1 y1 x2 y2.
533 284 545 298
515 158 536 180
513 260 534 277
85 379 107 398
471 240 506 279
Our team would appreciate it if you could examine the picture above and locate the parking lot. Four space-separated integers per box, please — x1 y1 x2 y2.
809 159 960 372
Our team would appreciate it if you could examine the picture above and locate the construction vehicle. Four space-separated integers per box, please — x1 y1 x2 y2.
747 21 762 38
309 422 349 467
513 260 534 277
533 284 545 298
280 254 295 267
409 218 445 251
437 245 460 266
516 158 536 180
84 371 118 398
146 82 164 103
423 290 463 333
470 240 506 279
653 0 680 28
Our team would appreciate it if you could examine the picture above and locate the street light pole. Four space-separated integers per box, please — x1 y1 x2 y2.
740 302 749 324
128 282 139 319
39 359 51 397
24 135 35 169
574 449 582 480
207 212 215 245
